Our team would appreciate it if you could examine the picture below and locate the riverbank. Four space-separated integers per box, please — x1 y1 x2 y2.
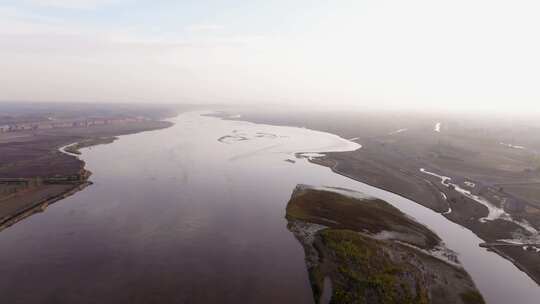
311 154 540 285
0 119 174 230
481 243 540 287
0 180 92 232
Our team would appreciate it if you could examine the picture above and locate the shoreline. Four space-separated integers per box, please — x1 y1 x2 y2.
0 180 92 232
0 119 176 232
480 243 540 286
60 137 118 155
310 155 540 286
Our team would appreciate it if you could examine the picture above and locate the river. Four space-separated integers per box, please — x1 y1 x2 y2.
0 111 537 303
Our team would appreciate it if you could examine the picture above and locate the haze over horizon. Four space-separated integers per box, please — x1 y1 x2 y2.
1 0 539 114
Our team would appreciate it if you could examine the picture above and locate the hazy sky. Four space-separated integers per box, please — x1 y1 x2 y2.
1 0 539 113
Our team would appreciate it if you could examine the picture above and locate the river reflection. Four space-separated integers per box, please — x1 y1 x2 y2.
0 112 537 304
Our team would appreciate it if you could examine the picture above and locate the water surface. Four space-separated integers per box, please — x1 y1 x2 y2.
0 112 538 303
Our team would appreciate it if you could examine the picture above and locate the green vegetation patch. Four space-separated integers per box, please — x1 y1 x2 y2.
286 186 440 249
286 186 485 304
460 290 485 304
318 229 428 304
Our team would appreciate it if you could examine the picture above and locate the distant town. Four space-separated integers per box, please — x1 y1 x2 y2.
0 116 149 133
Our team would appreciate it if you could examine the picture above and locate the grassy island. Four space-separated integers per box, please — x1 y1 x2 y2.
286 185 485 304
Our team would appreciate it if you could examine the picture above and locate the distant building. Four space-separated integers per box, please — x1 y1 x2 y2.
37 123 53 130
0 115 145 134
13 123 34 131
52 122 72 128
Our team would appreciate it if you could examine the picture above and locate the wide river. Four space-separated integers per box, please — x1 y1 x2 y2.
0 112 538 303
